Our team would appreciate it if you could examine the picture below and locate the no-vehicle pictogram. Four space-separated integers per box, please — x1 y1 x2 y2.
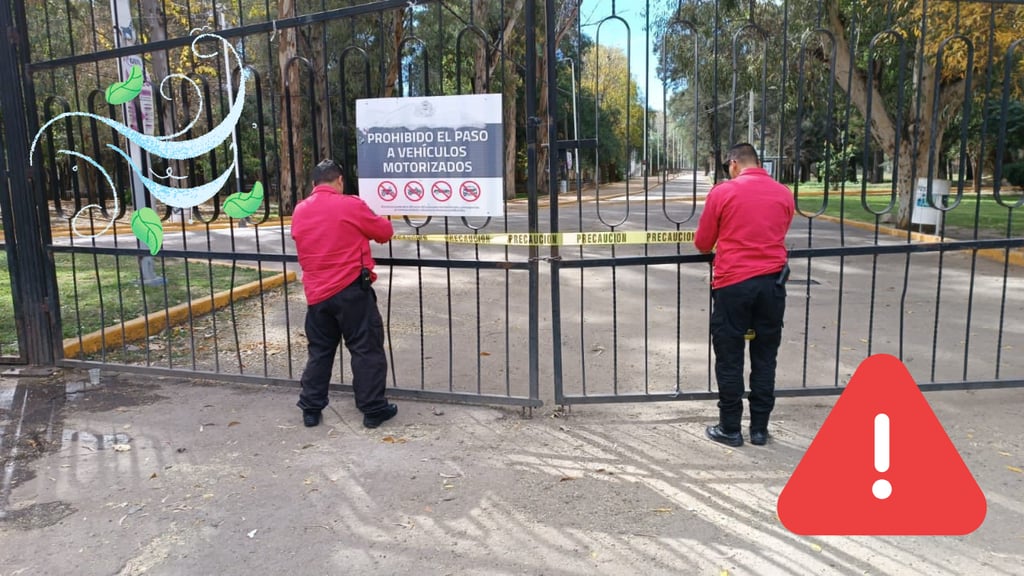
404 181 425 202
378 181 398 202
459 180 481 202
431 181 453 202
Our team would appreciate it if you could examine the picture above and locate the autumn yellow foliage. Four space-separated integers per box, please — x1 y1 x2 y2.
891 0 1024 85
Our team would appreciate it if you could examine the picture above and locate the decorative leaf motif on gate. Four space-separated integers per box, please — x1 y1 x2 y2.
104 64 144 105
130 208 163 256
222 181 265 219
28 32 255 255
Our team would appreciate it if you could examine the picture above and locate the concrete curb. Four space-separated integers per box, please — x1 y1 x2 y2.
813 213 1024 267
62 270 298 359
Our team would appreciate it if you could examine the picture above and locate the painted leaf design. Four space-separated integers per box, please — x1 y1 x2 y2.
131 207 163 256
105 64 144 106
222 181 265 219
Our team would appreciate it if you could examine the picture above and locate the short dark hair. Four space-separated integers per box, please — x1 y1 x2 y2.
727 143 760 167
311 159 343 185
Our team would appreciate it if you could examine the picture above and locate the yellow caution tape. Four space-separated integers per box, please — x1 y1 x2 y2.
391 230 695 246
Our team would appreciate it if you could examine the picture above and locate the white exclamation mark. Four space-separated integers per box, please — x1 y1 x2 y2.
872 413 893 500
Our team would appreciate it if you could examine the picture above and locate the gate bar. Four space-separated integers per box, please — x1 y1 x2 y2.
0 1 57 365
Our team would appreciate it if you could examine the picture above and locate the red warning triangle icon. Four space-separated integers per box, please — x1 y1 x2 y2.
777 354 986 535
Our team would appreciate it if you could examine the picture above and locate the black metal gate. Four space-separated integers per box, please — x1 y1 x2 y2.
0 0 58 366
2 0 1023 406
546 0 1024 404
6 0 543 408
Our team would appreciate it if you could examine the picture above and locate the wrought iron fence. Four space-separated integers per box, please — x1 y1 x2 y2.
1 0 1022 408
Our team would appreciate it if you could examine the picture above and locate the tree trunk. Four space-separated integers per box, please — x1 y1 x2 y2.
504 74 519 200
872 149 884 183
383 9 404 97
278 0 304 214
140 0 187 194
302 24 331 161
472 0 488 93
537 41 551 196
485 0 527 199
536 1 580 197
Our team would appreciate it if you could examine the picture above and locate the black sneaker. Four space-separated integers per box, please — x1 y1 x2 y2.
302 409 322 428
363 403 398 429
705 424 744 447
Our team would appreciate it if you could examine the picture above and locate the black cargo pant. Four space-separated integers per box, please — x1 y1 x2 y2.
710 272 786 433
297 280 389 415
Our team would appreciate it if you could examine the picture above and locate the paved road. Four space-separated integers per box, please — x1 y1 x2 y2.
48 171 1024 403
4 173 1022 575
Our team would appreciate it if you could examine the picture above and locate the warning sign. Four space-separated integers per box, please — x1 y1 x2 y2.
431 181 453 202
356 94 504 217
777 354 987 535
460 180 481 203
404 181 425 202
378 181 398 202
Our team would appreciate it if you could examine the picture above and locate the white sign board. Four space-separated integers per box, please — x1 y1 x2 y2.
356 94 504 217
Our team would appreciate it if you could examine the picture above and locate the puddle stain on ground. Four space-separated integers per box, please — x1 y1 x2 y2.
0 371 165 530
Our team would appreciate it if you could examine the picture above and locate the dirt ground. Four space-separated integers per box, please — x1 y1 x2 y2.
1 370 1022 576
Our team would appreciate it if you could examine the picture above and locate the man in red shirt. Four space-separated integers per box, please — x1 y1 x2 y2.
291 159 397 429
694 143 795 447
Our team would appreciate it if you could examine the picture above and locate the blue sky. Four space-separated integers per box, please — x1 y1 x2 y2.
580 0 672 111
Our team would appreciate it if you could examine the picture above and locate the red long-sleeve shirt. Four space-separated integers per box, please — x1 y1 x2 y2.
694 167 795 289
291 185 394 305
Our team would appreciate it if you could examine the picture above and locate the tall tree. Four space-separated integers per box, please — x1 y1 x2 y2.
471 0 527 200
823 0 1024 227
536 0 580 195
581 43 647 182
278 0 304 214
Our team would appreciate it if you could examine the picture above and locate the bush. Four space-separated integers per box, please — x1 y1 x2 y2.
1004 162 1024 188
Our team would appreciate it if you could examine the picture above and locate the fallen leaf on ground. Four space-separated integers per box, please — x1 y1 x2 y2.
112 444 131 452
810 543 823 552
652 508 673 514
382 436 407 444
559 476 576 482
228 421 240 427
149 473 158 480
998 451 1011 457
439 472 460 478
1007 466 1023 474
247 529 258 538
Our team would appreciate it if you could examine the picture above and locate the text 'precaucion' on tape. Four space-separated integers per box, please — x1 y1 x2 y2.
390 230 696 246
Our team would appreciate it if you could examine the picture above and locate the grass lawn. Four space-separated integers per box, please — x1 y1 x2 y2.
794 184 1024 237
0 252 270 349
